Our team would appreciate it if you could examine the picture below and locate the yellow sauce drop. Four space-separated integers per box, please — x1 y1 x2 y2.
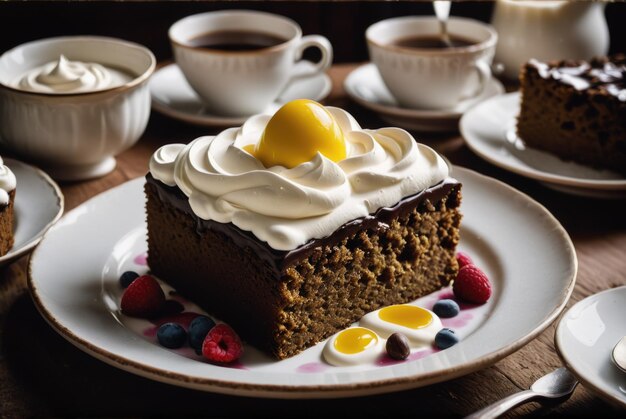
251 99 346 168
378 305 433 329
334 327 378 354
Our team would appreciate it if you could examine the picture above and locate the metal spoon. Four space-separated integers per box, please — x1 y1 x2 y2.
612 336 626 373
433 1 453 48
465 367 579 419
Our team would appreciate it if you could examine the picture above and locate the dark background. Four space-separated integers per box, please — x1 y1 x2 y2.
2 1 626 63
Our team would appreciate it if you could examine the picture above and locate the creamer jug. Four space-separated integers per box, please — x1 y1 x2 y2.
492 0 609 80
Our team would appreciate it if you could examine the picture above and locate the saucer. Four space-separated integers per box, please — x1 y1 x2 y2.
459 92 626 199
0 158 64 266
344 63 504 132
555 286 626 408
150 62 332 127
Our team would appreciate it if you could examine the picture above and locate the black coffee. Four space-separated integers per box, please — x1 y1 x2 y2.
392 35 476 49
187 30 287 51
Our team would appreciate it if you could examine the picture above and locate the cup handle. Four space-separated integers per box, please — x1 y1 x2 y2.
285 35 333 86
461 60 492 101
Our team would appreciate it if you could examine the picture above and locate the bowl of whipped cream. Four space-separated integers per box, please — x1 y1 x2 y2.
0 36 156 180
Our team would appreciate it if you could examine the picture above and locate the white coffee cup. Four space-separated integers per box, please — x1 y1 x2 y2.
169 10 333 116
366 16 497 110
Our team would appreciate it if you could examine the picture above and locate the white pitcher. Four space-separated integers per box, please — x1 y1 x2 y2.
491 0 609 80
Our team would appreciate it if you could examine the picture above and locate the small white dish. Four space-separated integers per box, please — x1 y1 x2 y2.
150 62 332 127
0 158 63 266
29 167 576 398
344 63 504 132
555 286 626 408
460 92 626 199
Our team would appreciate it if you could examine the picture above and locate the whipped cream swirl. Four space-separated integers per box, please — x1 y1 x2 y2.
14 55 133 94
150 107 449 250
0 156 16 206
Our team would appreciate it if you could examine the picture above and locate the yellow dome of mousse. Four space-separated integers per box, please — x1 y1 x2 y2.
250 99 346 169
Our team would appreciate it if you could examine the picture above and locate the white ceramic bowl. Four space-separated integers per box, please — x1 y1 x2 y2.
0 36 156 180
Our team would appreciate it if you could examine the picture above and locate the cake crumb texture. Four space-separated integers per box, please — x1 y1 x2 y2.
517 56 626 175
0 190 15 256
146 181 461 359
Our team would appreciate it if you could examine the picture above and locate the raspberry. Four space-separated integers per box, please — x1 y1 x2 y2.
121 275 166 318
453 265 492 304
456 252 473 269
202 324 243 363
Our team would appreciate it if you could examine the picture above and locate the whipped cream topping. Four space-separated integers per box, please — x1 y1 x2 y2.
0 156 16 206
14 55 133 94
150 107 449 250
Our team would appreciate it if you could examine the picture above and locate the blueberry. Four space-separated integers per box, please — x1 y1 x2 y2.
157 323 187 349
119 271 139 288
435 328 459 350
433 299 460 318
188 316 216 352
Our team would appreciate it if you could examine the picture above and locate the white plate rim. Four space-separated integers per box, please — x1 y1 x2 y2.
460 92 626 191
150 63 333 127
27 167 577 398
343 63 505 120
0 158 64 264
554 286 626 408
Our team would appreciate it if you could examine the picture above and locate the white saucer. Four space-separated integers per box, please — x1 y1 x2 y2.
0 158 64 266
460 92 626 199
29 167 576 398
344 63 505 132
150 62 332 127
556 286 626 408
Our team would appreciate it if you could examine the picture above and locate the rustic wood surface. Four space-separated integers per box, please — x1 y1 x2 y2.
0 64 624 417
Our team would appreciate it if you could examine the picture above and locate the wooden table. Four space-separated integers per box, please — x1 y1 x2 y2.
1 64 624 417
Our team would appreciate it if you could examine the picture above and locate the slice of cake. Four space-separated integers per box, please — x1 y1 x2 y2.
517 55 626 175
146 100 462 359
0 156 16 256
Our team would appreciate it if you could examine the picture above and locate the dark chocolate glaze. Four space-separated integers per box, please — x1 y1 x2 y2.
529 55 626 101
146 174 459 273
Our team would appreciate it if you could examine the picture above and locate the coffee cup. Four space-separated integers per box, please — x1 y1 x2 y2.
169 10 333 116
366 16 497 110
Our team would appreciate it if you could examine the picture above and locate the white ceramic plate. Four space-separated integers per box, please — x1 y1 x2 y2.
344 63 504 132
0 158 63 265
28 167 576 398
460 92 626 199
556 286 626 408
150 62 332 127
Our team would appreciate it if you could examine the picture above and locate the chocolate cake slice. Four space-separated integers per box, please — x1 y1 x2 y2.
145 101 462 359
517 55 626 174
146 175 461 359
